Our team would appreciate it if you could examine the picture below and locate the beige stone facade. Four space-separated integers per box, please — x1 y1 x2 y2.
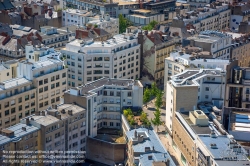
0 78 36 130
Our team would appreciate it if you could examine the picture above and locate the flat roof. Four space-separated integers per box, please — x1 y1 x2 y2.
0 123 39 145
199 134 248 160
0 77 31 90
66 77 142 96
28 115 60 126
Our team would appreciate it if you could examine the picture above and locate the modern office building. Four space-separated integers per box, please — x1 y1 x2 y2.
166 69 226 134
64 77 143 137
185 31 232 59
18 43 67 112
61 33 140 87
126 128 176 166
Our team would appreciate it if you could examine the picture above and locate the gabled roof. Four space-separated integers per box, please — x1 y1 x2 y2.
0 0 15 11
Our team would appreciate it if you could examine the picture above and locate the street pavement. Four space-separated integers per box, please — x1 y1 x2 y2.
142 99 182 166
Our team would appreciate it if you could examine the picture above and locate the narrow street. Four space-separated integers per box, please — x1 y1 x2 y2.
142 99 182 166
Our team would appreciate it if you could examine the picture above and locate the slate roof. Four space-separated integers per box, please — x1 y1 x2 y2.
0 0 15 10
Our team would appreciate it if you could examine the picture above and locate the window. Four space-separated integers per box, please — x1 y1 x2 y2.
51 76 55 82
51 98 55 103
128 92 132 97
56 75 60 80
44 86 48 91
205 95 209 99
18 97 22 103
7 72 9 76
39 80 43 85
56 82 60 87
5 110 9 116
110 122 113 126
39 88 43 93
25 95 29 101
51 84 55 89
62 73 66 78
44 78 48 84
19 105 22 111
205 87 209 91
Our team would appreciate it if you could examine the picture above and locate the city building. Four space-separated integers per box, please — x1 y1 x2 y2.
18 43 67 111
64 77 143 137
184 30 232 59
186 0 213 9
75 27 112 41
126 9 164 27
20 103 87 165
227 32 250 67
0 123 39 166
0 60 18 82
196 133 250 166
9 24 37 38
166 68 226 135
172 107 250 166
38 26 76 48
138 30 177 86
64 0 119 18
61 33 140 87
230 2 250 32
0 77 37 129
126 128 176 166
87 14 119 36
228 110 250 142
177 2 230 33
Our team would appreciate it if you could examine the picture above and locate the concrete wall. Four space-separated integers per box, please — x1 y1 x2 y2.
86 137 126 166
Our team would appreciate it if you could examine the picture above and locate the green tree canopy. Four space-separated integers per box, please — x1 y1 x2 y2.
143 88 151 108
151 108 162 132
155 90 163 109
142 20 158 31
119 14 133 33
140 111 147 124
123 108 132 117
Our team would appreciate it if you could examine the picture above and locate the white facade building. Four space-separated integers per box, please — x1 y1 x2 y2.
61 34 140 87
64 77 143 137
18 44 67 111
165 69 226 134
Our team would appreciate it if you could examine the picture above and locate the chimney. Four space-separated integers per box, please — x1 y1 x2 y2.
26 118 30 125
56 114 62 120
134 130 137 138
42 111 46 116
22 127 26 131
166 159 170 166
68 110 73 115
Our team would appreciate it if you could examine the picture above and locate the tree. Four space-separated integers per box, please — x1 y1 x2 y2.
94 24 98 28
127 114 135 126
123 108 132 118
119 14 133 33
140 111 147 124
145 120 151 132
142 20 158 31
151 82 158 97
155 90 163 109
151 108 162 132
143 88 151 108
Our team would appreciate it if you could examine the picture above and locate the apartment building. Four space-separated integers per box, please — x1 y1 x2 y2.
0 123 39 166
228 32 250 67
62 9 94 26
166 69 226 134
20 104 86 166
61 33 140 87
63 0 119 18
75 27 112 41
178 2 230 33
224 67 250 109
0 77 36 130
126 128 176 166
230 2 250 32
0 60 18 82
38 26 76 48
185 31 232 59
186 0 212 9
138 30 177 86
18 44 67 112
173 108 250 166
64 77 143 137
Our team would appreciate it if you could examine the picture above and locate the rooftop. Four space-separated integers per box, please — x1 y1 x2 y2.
198 134 249 160
126 128 176 166
66 77 142 96
170 69 225 87
0 77 31 90
0 123 39 145
187 30 231 43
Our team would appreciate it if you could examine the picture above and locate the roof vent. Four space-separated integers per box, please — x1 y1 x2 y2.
22 127 26 131
61 109 66 114
210 143 218 149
